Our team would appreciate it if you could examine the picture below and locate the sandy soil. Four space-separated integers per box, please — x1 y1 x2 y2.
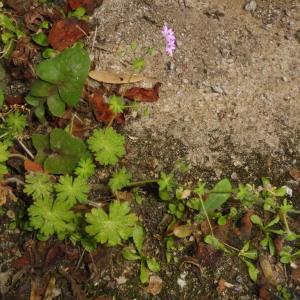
91 0 300 184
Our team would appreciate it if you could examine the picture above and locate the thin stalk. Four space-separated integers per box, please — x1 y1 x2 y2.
9 153 27 160
16 139 34 159
75 249 86 272
0 132 9 139
282 212 291 234
126 179 158 188
4 177 25 185
106 114 116 128
200 198 214 236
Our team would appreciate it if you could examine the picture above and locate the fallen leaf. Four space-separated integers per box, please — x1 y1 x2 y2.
89 70 148 84
195 241 223 267
48 18 89 51
68 0 103 13
3 0 32 14
11 253 31 268
173 224 193 238
0 184 17 206
43 277 61 300
274 236 284 253
6 95 25 106
289 168 300 181
11 37 38 67
258 284 271 300
87 89 124 124
239 211 253 240
259 254 283 286
24 160 44 173
43 245 65 268
291 266 300 284
124 82 161 102
216 278 226 294
145 275 163 296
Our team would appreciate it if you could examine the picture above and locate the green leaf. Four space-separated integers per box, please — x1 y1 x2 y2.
250 215 264 227
36 46 90 106
265 216 280 228
122 247 141 261
158 172 175 198
55 175 90 206
47 91 65 117
32 32 48 47
24 173 54 201
30 80 55 97
241 258 259 282
132 58 145 72
4 111 27 136
0 88 4 108
42 48 58 59
0 13 17 32
0 142 9 163
32 133 50 163
202 179 232 215
108 95 125 114
75 157 96 178
34 105 46 122
85 201 138 246
217 215 227 226
132 225 145 255
173 224 193 238
88 127 125 166
108 167 132 192
25 95 40 107
204 234 229 253
140 261 150 284
146 257 160 272
28 197 76 237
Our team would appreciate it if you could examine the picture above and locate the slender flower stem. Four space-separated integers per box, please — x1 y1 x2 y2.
16 138 34 159
126 179 158 188
200 198 214 236
9 153 27 160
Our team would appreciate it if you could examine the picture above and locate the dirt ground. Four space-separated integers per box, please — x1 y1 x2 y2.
91 0 300 183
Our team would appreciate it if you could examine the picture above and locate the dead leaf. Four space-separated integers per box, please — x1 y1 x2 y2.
89 70 148 84
124 82 161 102
258 284 271 300
11 253 31 268
291 266 300 284
24 160 44 173
145 275 163 296
48 18 89 51
238 211 253 240
216 278 226 294
11 37 38 67
195 241 223 267
0 184 17 206
289 168 300 181
87 89 124 124
259 254 282 286
274 236 284 253
68 0 103 14
3 0 32 14
6 95 25 106
173 224 193 238
43 277 61 300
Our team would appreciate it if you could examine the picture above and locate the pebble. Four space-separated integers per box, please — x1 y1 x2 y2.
231 172 238 180
244 0 257 12
235 275 243 283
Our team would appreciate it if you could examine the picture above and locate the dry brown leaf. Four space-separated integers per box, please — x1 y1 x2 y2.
43 277 61 300
24 160 44 173
238 211 253 240
48 18 89 51
259 254 282 286
291 265 300 284
124 82 161 102
145 275 163 296
89 70 148 84
68 0 103 14
289 168 300 181
216 278 226 294
0 184 17 206
173 224 193 238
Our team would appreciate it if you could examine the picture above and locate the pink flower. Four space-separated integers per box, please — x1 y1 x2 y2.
161 23 176 56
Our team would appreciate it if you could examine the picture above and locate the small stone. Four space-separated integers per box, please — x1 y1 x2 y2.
211 85 224 94
236 275 243 283
244 0 257 12
231 172 238 180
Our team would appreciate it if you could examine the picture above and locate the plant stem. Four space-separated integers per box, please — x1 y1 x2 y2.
223 242 240 252
0 132 9 139
107 114 116 128
200 198 214 236
8 153 27 160
126 179 158 188
4 177 25 185
282 212 291 234
16 138 34 160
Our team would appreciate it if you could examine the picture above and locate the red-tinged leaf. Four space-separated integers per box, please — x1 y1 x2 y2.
216 278 226 294
274 236 284 253
68 0 103 13
238 211 253 240
43 245 64 268
11 253 31 268
6 95 25 106
195 241 223 267
258 284 272 300
124 82 161 102
87 90 124 124
24 160 44 173
48 18 89 51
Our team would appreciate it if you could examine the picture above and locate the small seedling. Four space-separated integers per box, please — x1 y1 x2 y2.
250 214 284 255
87 127 125 166
279 246 300 264
85 201 138 246
75 157 96 179
158 172 175 200
108 167 132 193
235 183 259 208
122 225 161 283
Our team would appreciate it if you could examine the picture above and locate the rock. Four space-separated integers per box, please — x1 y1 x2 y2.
244 1 257 12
